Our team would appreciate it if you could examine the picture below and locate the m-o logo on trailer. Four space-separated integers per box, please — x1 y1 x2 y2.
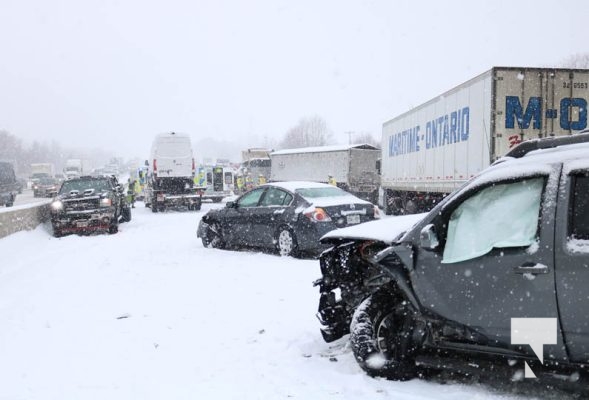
505 96 588 131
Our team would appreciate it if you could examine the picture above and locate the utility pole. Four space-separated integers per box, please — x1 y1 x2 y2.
344 131 355 145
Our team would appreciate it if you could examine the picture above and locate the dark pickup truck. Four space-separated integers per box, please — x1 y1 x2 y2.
50 176 131 237
316 133 589 383
0 161 18 207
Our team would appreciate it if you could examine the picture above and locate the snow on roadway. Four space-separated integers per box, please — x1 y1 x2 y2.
0 189 51 213
0 203 576 399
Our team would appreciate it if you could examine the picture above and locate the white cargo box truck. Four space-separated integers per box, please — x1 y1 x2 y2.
270 144 380 202
381 66 589 214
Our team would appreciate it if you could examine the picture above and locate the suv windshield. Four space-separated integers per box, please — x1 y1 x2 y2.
295 187 348 199
60 179 112 194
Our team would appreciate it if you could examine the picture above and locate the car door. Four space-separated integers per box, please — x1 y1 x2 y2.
252 187 295 247
555 164 589 363
409 166 567 360
222 187 266 246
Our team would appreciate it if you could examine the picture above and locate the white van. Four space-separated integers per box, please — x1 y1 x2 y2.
150 132 194 178
145 132 202 212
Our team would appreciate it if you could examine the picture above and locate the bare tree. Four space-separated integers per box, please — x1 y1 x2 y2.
351 131 380 148
279 115 333 149
560 52 589 68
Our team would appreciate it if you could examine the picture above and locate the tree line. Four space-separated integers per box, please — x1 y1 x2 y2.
0 130 111 177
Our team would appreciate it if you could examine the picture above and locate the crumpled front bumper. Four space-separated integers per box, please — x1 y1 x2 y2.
52 207 116 233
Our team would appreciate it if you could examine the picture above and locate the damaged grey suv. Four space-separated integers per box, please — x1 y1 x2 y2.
316 133 589 382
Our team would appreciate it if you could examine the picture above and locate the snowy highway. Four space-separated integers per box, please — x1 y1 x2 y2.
0 203 581 399
13 189 52 207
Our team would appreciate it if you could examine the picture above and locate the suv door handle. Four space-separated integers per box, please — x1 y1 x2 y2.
513 262 549 275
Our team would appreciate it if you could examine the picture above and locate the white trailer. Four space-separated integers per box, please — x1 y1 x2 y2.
381 66 589 214
270 144 380 202
30 163 55 179
63 159 84 180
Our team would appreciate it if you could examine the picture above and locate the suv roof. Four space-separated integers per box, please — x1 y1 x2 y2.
503 131 589 159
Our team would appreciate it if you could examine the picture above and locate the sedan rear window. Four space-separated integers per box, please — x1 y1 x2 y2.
295 187 348 199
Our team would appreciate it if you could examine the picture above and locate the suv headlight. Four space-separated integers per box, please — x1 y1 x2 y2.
51 200 63 211
100 198 112 207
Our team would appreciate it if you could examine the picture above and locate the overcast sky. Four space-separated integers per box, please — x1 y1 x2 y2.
0 0 587 160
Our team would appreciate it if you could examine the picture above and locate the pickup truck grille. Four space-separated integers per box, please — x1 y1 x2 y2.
64 199 101 211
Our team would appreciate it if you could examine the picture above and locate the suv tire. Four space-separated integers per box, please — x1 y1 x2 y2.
350 293 418 381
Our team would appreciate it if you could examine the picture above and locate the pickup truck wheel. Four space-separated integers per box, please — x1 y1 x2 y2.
350 294 417 381
108 220 119 234
202 223 225 249
276 228 298 257
121 206 132 222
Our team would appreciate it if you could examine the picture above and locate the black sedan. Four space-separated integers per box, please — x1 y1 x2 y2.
197 181 380 257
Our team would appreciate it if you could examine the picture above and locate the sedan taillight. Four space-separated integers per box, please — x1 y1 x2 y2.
304 207 332 222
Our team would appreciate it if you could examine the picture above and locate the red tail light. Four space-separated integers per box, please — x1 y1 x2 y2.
304 207 332 222
192 158 196 174
153 159 157 172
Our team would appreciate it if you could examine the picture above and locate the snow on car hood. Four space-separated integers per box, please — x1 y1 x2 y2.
321 213 427 243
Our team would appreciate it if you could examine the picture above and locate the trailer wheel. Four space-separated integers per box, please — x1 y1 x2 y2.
404 199 417 214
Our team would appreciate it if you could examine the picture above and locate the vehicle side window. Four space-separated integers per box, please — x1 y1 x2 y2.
206 172 213 185
224 172 233 185
442 178 545 264
238 188 265 207
570 172 589 240
260 188 292 207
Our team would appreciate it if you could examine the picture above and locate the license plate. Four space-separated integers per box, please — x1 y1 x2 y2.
347 214 360 225
77 221 89 228
157 194 165 201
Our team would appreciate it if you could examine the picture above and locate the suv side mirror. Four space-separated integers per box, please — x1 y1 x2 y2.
226 201 237 208
420 224 439 251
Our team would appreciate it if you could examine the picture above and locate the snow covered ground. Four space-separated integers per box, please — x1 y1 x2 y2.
0 204 580 399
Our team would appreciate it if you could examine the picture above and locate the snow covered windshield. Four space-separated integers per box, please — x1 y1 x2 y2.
295 187 348 199
60 179 112 194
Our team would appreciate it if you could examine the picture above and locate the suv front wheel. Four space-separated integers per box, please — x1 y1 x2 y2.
350 292 418 380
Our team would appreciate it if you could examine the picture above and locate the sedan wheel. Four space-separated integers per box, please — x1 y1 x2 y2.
202 223 225 249
277 228 297 257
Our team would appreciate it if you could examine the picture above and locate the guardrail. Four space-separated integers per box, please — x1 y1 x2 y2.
0 203 51 239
